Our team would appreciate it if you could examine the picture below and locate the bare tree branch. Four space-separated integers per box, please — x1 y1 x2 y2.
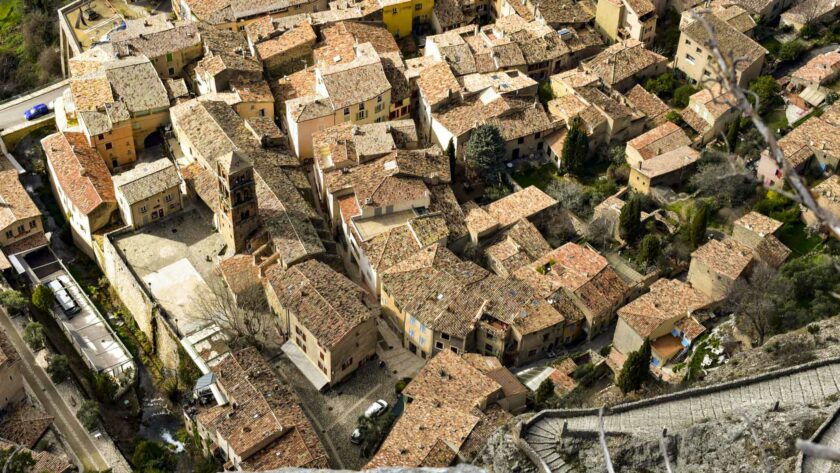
797 439 840 462
689 9 840 239
598 406 616 473
660 429 674 473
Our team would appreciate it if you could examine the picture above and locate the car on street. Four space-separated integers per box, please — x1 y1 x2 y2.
24 103 50 121
350 427 365 444
364 399 389 418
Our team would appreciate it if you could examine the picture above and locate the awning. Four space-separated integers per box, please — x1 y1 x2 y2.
801 85 827 107
281 340 329 391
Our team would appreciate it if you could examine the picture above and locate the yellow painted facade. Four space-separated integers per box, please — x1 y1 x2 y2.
381 0 434 38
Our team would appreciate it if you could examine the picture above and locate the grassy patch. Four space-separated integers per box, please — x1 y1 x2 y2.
762 108 788 136
761 36 782 56
511 163 558 190
777 221 822 256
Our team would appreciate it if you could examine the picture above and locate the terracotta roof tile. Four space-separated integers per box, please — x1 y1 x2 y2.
41 132 115 216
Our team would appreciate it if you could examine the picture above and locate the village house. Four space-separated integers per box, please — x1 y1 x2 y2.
594 0 657 45
687 211 790 300
628 145 700 194
323 146 451 293
198 80 276 120
0 169 46 271
756 103 840 188
175 0 325 32
377 0 435 38
248 20 317 76
263 259 378 389
582 39 668 92
108 15 203 79
41 132 118 257
780 0 840 31
611 278 712 373
365 346 527 468
679 85 739 144
512 242 631 338
194 53 264 96
56 54 170 170
380 244 574 366
429 92 557 162
186 347 329 471
484 218 552 277
803 175 840 229
790 50 840 94
625 121 692 168
623 84 671 128
431 0 493 32
282 42 393 159
674 10 765 88
720 0 795 20
112 158 183 229
464 186 557 244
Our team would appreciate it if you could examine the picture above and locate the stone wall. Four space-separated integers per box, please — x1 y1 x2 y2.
98 228 184 372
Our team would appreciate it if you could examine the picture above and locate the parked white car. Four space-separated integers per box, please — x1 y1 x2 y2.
364 399 389 418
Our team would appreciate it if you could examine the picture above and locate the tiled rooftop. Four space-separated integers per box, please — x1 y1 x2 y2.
627 122 692 160
792 50 840 85
41 132 115 216
583 39 666 87
484 186 556 228
617 278 712 338
112 158 181 205
634 145 700 179
264 259 377 348
403 350 503 412
196 347 329 469
0 170 41 232
733 211 783 237
681 12 766 71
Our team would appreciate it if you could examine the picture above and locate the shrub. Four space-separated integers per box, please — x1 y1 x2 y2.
47 355 70 383
31 284 53 312
778 40 807 62
0 290 28 316
535 378 555 407
76 400 100 431
672 84 698 108
23 322 45 351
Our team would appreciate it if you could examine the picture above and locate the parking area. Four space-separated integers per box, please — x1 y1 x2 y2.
272 354 400 470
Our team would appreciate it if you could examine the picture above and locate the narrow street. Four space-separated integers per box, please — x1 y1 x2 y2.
0 307 110 471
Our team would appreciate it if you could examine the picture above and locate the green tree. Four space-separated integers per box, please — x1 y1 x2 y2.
725 117 740 152
672 84 698 108
0 290 28 316
534 378 555 407
665 110 684 126
562 116 589 174
617 339 651 393
76 400 100 431
778 40 806 62
23 322 45 351
643 72 676 98
465 124 506 187
748 75 781 114
619 196 643 243
0 446 36 473
92 372 118 402
445 138 456 179
538 81 554 105
30 284 53 312
132 439 176 473
637 234 661 267
689 204 708 249
47 355 71 383
357 412 397 458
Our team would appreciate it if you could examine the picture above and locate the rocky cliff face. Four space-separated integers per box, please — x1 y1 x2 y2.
702 315 840 386
521 401 833 472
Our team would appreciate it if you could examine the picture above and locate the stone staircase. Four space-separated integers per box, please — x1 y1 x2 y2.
523 417 575 473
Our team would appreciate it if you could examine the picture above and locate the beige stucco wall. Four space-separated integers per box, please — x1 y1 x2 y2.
149 43 204 79
119 185 183 229
87 122 136 170
687 257 739 301
0 217 44 249
676 33 764 87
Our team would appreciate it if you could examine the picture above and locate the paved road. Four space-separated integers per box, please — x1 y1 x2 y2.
0 308 109 471
523 360 840 472
0 84 68 131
